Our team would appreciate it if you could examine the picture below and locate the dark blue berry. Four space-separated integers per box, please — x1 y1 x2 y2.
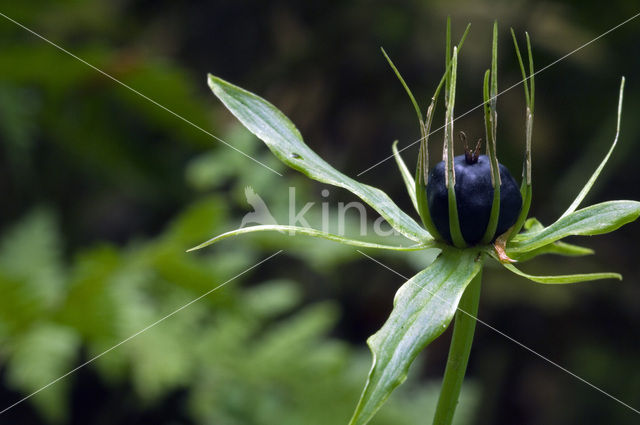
426 154 522 245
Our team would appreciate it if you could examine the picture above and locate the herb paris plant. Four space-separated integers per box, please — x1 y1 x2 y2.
192 21 640 425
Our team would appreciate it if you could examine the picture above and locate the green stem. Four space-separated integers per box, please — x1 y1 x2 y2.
432 268 482 425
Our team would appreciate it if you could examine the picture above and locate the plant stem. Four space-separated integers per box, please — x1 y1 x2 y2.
432 268 482 425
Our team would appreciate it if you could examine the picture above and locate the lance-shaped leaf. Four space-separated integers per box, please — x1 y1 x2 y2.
349 247 483 425
505 217 593 261
506 241 593 263
188 224 435 252
509 200 640 253
208 75 431 243
499 261 621 284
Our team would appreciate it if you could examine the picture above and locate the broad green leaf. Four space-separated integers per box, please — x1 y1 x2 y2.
208 75 431 243
349 247 483 425
500 262 621 284
509 201 640 253
559 77 625 219
506 217 593 261
507 241 593 262
392 141 418 213
188 225 434 252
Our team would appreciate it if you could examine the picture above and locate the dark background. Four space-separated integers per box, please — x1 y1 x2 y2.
1 1 639 424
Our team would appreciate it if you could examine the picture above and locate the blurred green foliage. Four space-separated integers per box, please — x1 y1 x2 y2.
0 3 477 422
1 0 639 424
0 167 478 425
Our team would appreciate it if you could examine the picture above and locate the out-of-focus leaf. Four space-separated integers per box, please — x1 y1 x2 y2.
243 279 301 317
58 246 121 340
207 74 431 243
0 209 65 307
349 247 483 425
0 84 40 170
162 196 228 246
6 323 79 423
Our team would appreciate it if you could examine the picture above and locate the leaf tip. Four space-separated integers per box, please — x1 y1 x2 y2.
187 241 210 252
207 73 224 91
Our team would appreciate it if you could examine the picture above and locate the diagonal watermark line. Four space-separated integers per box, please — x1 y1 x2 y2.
358 11 640 177
0 11 283 177
357 250 640 416
0 250 283 416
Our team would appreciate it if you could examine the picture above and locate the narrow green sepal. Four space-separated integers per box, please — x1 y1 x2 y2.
507 29 535 241
445 16 451 103
480 76 500 244
509 183 532 241
444 47 466 248
416 173 442 240
381 48 424 137
414 24 470 242
559 77 625 219
392 140 418 214
481 23 502 245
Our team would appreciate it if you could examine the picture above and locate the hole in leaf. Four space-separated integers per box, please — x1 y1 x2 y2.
290 153 303 159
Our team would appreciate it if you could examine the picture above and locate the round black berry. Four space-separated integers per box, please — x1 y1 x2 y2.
426 154 522 245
